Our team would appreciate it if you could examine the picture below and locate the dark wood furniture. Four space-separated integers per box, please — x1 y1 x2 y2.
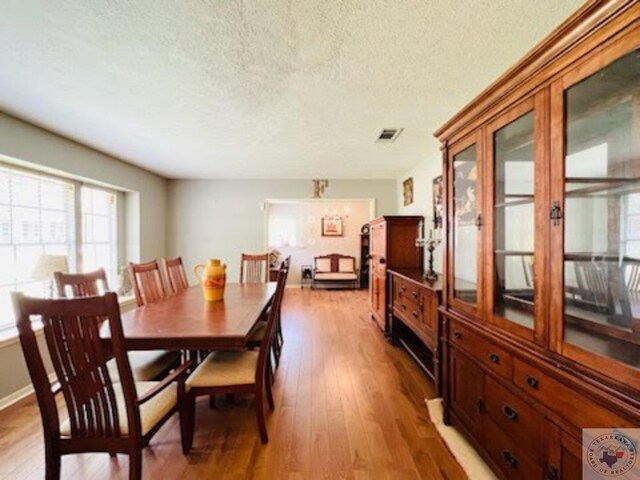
12 291 191 480
368 216 424 333
360 229 370 289
128 260 167 307
389 269 443 393
161 257 189 295
102 283 277 351
54 269 180 382
54 268 109 298
437 2 640 478
240 253 269 284
312 253 359 289
184 269 286 447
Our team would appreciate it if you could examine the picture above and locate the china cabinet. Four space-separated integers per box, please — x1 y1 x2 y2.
437 1 640 478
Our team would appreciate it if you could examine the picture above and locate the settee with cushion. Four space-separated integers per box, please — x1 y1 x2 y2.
312 254 359 289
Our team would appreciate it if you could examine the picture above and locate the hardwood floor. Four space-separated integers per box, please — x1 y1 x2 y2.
0 289 465 480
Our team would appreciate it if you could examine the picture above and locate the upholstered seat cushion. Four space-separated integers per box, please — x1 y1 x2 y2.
186 350 259 389
107 350 180 382
60 381 177 437
314 272 358 281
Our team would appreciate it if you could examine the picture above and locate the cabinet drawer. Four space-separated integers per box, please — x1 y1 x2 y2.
393 305 423 330
394 277 423 306
483 417 543 480
484 376 544 463
512 358 633 431
449 319 513 379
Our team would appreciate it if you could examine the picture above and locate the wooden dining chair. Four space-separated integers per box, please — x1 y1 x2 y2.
12 292 192 480
129 260 167 307
183 269 287 447
54 268 109 298
161 257 189 295
240 253 269 284
54 269 180 382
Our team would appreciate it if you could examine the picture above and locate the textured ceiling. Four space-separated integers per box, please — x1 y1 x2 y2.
0 0 584 179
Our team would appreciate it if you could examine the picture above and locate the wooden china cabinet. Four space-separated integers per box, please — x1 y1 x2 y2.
437 2 640 479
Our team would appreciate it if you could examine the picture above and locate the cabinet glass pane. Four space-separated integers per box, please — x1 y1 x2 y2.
453 144 478 304
494 111 535 329
563 49 640 369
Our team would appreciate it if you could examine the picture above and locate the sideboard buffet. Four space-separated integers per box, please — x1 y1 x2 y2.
436 1 640 478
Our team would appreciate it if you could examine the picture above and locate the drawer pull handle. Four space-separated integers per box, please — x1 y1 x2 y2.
401 304 407 310
411 291 418 299
547 466 559 480
412 311 419 319
501 404 518 421
453 332 462 340
501 450 518 468
488 353 500 364
401 286 406 292
525 374 539 389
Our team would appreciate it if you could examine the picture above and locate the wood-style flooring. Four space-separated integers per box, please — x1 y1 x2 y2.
0 288 465 480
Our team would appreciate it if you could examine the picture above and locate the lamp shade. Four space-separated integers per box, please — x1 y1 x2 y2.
31 254 69 281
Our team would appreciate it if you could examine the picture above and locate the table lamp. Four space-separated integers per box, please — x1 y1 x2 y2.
31 254 69 298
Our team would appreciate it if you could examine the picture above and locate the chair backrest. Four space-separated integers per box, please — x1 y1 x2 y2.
256 269 287 383
12 292 139 440
161 257 189 295
240 253 269 284
314 253 356 273
54 268 109 298
280 255 291 271
129 260 167 307
627 263 640 292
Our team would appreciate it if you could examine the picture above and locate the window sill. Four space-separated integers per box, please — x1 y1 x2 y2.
0 295 137 349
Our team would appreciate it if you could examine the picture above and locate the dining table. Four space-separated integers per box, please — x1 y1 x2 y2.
101 283 277 351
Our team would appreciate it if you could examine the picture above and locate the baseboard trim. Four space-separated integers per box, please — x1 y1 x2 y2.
0 372 56 411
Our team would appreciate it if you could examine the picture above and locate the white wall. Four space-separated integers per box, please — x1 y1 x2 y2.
167 179 397 284
0 112 168 403
397 151 444 273
267 200 372 284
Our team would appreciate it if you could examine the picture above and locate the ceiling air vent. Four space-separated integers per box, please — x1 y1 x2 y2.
376 128 403 143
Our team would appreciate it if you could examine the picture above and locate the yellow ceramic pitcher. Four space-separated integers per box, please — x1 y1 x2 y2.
193 259 227 301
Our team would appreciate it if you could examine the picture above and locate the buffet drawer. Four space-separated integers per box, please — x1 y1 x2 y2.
449 319 513 379
484 376 544 463
393 276 423 306
483 417 543 480
512 358 633 431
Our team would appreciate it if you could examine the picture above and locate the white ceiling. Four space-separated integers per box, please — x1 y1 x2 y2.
0 0 583 179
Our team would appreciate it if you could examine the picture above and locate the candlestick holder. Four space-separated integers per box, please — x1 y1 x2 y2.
415 219 441 282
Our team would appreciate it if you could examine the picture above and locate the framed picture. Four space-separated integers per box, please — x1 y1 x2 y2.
454 161 477 226
322 217 343 236
403 177 414 206
432 175 444 229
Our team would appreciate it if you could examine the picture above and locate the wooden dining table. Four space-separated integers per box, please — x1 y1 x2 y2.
101 283 277 350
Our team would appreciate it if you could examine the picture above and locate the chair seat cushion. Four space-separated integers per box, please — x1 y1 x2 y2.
60 381 177 437
186 350 259 389
108 350 180 382
248 322 267 343
314 272 358 281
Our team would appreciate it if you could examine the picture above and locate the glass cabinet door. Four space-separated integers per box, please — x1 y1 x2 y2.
552 46 640 379
449 133 482 315
486 96 543 342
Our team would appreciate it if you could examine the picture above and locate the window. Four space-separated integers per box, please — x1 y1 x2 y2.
81 186 118 285
0 163 121 331
268 215 298 248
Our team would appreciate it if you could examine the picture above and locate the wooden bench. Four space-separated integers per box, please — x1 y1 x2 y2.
312 254 359 289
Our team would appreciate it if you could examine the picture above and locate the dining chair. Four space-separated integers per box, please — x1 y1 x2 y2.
129 260 167 307
183 269 287 447
12 292 192 480
54 269 180 382
54 268 109 298
239 253 269 284
161 257 189 295
247 257 290 373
